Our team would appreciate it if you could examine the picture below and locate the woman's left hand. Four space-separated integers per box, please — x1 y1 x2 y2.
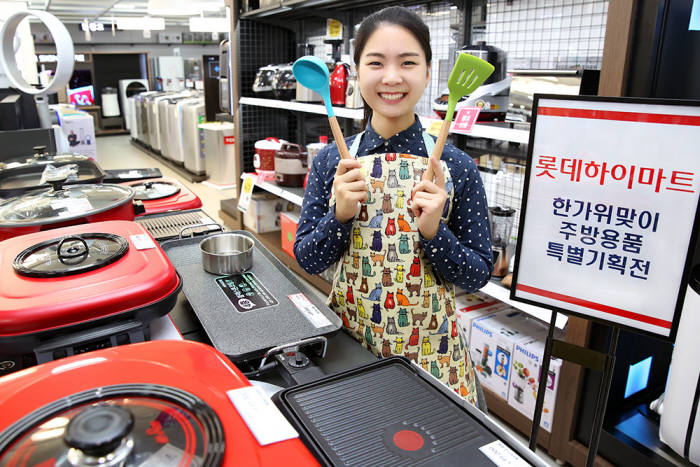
411 157 447 241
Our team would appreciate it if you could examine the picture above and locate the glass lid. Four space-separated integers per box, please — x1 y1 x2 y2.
0 384 225 467
131 181 180 200
13 233 129 278
0 183 134 227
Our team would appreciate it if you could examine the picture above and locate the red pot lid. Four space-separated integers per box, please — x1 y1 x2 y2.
0 386 225 466
130 180 180 200
0 221 180 337
0 183 134 228
0 340 320 467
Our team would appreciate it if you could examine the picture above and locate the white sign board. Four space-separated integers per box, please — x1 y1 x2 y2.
512 96 700 339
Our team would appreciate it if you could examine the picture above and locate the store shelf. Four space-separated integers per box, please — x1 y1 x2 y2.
240 97 363 120
482 387 551 450
481 281 568 329
241 172 304 206
419 116 530 144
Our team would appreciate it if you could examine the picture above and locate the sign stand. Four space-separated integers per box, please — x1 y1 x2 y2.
528 311 620 466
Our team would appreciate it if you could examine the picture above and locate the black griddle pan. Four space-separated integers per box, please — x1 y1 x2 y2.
161 230 341 362
273 356 547 467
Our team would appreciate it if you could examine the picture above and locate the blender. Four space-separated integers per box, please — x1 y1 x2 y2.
488 206 516 278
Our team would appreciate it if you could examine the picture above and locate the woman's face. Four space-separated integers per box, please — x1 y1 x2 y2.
357 24 430 126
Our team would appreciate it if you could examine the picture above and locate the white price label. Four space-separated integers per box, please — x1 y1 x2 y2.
130 233 156 250
479 440 530 467
288 293 333 329
227 386 298 446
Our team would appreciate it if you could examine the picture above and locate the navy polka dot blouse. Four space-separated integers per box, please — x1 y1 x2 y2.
294 117 494 292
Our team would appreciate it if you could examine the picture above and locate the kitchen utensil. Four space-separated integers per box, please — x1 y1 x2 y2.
273 356 549 467
200 232 254 275
122 177 202 216
275 142 308 187
161 231 341 362
292 56 350 159
0 340 319 466
0 220 181 374
0 181 144 241
424 53 495 180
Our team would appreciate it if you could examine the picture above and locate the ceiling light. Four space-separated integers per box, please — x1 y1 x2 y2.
113 3 137 9
148 0 199 16
116 16 165 30
189 16 228 32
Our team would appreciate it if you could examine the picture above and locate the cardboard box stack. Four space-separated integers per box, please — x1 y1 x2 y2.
243 193 299 233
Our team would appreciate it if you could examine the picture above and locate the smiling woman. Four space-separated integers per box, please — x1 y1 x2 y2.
294 6 494 408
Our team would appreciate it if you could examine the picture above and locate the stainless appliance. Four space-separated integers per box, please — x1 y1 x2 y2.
133 91 160 144
118 79 148 131
182 101 207 175
272 64 296 101
200 122 235 186
219 39 231 113
488 206 515 278
167 96 202 165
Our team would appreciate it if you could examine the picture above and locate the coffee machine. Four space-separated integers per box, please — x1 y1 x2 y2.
488 206 516 277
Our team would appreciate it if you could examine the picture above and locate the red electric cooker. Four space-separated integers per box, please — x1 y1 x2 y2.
121 177 202 216
0 179 144 241
0 340 319 466
0 220 181 375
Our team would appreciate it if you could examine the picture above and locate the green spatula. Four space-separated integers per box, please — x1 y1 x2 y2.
423 53 495 181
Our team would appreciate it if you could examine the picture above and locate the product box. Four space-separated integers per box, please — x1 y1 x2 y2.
469 311 548 401
242 193 297 233
57 108 97 161
280 211 300 258
455 292 507 349
508 327 564 432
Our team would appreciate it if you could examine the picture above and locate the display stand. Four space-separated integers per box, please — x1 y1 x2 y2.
529 311 619 466
511 95 700 466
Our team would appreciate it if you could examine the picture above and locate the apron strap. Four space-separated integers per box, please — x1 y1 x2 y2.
348 129 434 157
348 131 364 158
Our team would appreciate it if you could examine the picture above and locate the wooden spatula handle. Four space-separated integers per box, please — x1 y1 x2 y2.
329 115 350 160
423 119 451 181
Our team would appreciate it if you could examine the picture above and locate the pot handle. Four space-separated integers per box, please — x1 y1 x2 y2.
57 236 89 264
178 223 223 239
279 142 303 155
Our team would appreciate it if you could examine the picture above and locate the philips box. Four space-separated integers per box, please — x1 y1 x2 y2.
455 293 508 349
469 311 547 401
243 193 298 233
508 328 564 432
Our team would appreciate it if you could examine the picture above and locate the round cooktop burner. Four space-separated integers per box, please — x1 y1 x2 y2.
0 384 225 467
132 181 180 200
13 233 129 278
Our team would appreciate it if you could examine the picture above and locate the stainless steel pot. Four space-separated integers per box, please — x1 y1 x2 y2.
200 232 254 275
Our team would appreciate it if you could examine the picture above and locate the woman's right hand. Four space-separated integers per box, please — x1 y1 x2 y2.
333 159 367 224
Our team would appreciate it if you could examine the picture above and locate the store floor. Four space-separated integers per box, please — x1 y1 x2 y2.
96 134 562 467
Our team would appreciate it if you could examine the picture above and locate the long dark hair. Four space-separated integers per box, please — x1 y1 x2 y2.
353 6 432 128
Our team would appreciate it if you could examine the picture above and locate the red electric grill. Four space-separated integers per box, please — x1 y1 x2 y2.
0 340 319 466
0 220 181 375
122 177 202 216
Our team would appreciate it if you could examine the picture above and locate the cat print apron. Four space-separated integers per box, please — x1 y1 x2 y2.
328 131 478 406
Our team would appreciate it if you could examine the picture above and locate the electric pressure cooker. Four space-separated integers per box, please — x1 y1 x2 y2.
0 340 319 466
0 220 181 375
275 143 308 187
0 180 144 241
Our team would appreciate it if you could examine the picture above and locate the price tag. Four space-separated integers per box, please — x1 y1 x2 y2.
288 293 333 328
478 440 530 467
227 386 298 446
237 176 255 213
452 107 481 134
130 233 156 250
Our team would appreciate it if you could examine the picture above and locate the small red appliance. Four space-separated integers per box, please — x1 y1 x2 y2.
329 63 348 106
0 340 319 466
0 181 144 241
0 220 181 375
122 177 202 216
